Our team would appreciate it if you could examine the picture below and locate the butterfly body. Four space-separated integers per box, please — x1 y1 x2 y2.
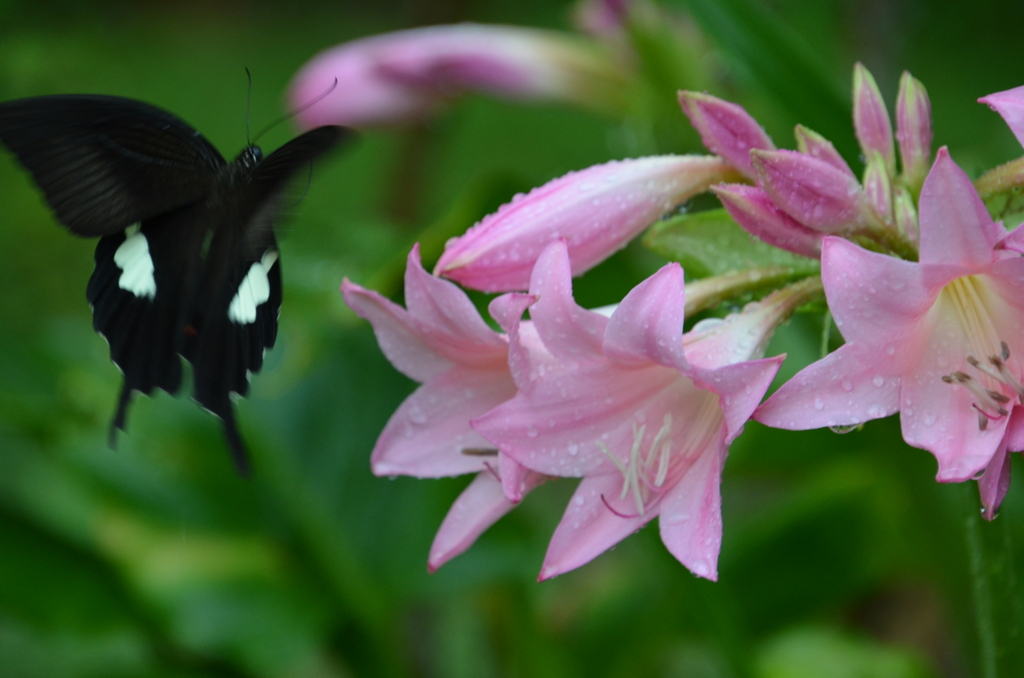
0 95 348 472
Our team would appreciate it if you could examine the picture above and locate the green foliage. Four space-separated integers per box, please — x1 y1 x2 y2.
643 208 818 278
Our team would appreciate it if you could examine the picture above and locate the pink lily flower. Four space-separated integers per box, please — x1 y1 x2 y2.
289 24 626 129
435 155 738 292
341 246 552 569
474 241 791 580
755 148 1024 512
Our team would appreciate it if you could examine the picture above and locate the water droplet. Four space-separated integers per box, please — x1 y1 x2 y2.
872 375 885 387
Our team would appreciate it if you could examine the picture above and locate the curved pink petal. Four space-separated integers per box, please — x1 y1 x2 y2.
977 441 1012 520
981 256 1024 318
820 237 934 369
498 451 547 503
436 156 734 292
476 362 701 478
603 262 688 371
658 436 725 581
372 366 516 477
754 344 900 430
697 357 783 442
402 245 509 367
918 148 1003 267
428 471 517 572
539 474 652 580
342 279 453 382
979 84 1024 149
899 303 1007 481
488 293 553 391
527 241 608 362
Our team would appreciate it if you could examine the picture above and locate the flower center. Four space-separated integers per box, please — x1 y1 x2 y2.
598 394 721 518
939 276 1023 430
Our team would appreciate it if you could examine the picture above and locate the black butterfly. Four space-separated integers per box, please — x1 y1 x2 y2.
0 94 349 474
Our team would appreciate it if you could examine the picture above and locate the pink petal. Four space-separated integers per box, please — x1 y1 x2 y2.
794 125 856 179
751 149 864 233
658 437 725 580
428 471 517 572
895 72 932 191
678 91 775 180
697 357 783 442
603 263 688 370
979 84 1024 150
712 184 823 258
853 63 896 176
1007 406 1024 451
899 306 1007 482
497 451 547 503
819 237 934 369
977 441 1011 520
402 245 509 367
435 156 734 292
372 366 516 477
754 344 900 430
527 241 608 362
488 293 553 391
918 148 1003 267
341 279 453 382
997 222 1024 256
539 474 651 580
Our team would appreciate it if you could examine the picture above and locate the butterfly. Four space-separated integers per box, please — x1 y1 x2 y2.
0 94 349 474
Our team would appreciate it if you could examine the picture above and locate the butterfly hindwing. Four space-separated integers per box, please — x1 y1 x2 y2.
0 95 225 236
87 202 211 437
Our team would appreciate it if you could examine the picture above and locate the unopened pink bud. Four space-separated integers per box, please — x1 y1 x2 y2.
289 24 626 129
678 91 774 180
436 155 737 292
893 185 919 246
712 184 823 258
853 63 896 177
979 84 1024 149
751 149 864 233
895 72 932 193
794 125 855 179
863 152 893 225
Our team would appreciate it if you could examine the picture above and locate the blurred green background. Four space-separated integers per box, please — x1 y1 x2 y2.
1 1 1023 676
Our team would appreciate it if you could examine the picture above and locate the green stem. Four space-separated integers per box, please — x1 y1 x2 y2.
819 310 832 359
963 484 998 678
683 265 819 318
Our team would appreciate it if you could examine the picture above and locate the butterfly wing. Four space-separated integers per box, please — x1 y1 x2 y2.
87 202 213 444
0 95 225 236
185 125 350 473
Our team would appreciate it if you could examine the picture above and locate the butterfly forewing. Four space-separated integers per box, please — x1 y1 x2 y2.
0 95 226 236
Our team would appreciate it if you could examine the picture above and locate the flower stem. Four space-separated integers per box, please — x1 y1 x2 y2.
683 265 819 318
960 482 1024 678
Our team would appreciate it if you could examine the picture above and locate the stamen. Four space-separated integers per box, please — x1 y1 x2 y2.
461 447 499 456
943 371 1009 417
627 424 646 516
597 441 627 478
600 494 640 519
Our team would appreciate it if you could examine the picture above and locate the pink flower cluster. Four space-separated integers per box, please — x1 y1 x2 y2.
338 47 1024 578
344 241 813 579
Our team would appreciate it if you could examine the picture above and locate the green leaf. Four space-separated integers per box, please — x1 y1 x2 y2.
754 627 936 678
643 208 817 278
673 0 856 162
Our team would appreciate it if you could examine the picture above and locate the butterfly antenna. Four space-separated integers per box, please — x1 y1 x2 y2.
245 67 254 146
251 77 338 145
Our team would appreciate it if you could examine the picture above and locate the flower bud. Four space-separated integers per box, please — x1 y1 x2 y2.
863 151 893 225
678 90 774 179
893 185 919 246
751 149 864 233
794 125 855 179
712 184 823 258
853 63 896 177
436 155 737 292
895 71 932 193
289 24 627 128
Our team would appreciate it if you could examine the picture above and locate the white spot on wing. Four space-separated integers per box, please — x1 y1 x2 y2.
228 250 278 324
113 224 156 299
